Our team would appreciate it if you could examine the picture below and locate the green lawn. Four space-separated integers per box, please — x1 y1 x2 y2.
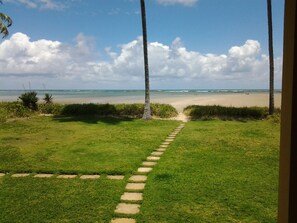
0 116 179 174
0 117 280 222
0 176 125 223
138 120 280 223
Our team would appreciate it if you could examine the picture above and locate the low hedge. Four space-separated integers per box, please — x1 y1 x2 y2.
184 105 269 120
0 102 178 122
60 103 178 118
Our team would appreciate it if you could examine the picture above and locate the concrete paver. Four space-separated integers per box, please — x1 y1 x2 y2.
115 203 140 215
111 218 136 223
80 175 100 179
137 167 152 173
142 161 157 166
121 192 143 201
126 183 145 190
34 174 54 178
151 151 163 156
11 173 30 177
147 156 160 161
107 175 125 180
57 175 77 179
129 175 147 182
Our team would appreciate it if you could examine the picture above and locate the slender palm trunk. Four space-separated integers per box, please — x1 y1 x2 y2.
140 0 151 120
267 0 274 115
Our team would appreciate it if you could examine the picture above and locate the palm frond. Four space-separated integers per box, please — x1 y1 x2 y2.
0 12 12 38
0 12 12 27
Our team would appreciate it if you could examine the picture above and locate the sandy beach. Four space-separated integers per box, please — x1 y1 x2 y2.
51 92 282 112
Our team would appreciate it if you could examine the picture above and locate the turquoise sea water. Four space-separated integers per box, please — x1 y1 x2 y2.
0 89 280 102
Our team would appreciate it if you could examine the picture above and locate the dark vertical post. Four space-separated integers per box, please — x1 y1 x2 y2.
267 0 275 115
140 0 152 120
278 0 297 222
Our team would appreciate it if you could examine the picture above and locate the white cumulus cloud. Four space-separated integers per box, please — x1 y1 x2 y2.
156 0 198 7
7 0 65 10
0 32 282 89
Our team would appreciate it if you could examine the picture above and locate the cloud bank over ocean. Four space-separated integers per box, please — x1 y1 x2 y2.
0 32 282 89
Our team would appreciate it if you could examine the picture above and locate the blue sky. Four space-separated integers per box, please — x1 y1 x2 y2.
0 0 284 90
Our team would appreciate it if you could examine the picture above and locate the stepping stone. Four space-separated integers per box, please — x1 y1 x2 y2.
162 142 170 145
156 148 166 152
34 174 53 178
11 173 30 177
142 161 157 167
129 175 147 182
137 167 152 173
115 203 140 215
57 174 77 179
80 175 100 179
165 139 174 142
147 156 160 161
107 175 124 180
121 192 143 201
167 137 175 139
160 144 168 148
111 218 136 223
151 151 163 156
126 183 145 190
0 173 5 177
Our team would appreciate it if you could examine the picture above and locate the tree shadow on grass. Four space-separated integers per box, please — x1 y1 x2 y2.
52 115 134 125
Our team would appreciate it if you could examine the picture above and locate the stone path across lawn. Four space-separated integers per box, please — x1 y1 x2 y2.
0 173 125 181
111 123 186 223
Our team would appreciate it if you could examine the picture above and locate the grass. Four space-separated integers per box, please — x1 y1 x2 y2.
0 114 280 222
0 176 125 223
0 116 179 174
138 119 279 222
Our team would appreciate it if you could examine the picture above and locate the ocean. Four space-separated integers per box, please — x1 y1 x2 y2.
0 89 279 102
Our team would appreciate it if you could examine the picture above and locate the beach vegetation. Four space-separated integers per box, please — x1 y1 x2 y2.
0 101 32 122
151 103 178 118
0 102 178 122
18 91 39 110
58 103 178 118
184 105 270 120
38 103 64 115
43 93 53 104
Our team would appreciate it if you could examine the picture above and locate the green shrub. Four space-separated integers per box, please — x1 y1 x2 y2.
58 103 177 118
115 104 144 118
19 91 39 110
0 102 32 122
151 103 178 118
61 103 117 116
43 93 53 104
38 103 64 115
184 105 268 120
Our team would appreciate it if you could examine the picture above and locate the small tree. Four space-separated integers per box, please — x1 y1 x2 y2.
19 91 39 110
43 93 53 104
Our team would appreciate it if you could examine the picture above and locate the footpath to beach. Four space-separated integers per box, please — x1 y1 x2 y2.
111 122 186 223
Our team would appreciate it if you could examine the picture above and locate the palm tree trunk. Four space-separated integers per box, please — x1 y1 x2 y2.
140 0 152 120
267 0 274 115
